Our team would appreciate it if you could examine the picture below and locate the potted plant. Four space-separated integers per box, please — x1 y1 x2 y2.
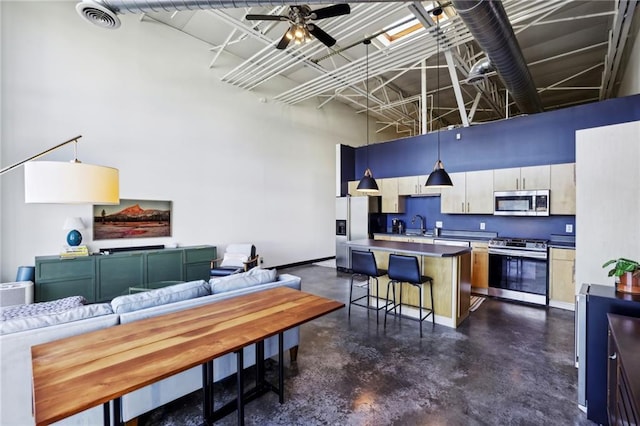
602 258 640 294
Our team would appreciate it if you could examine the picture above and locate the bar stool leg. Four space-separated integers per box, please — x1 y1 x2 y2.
399 283 403 321
348 275 354 318
418 285 423 338
430 280 435 325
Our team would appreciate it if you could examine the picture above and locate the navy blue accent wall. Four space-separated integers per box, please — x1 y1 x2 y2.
350 94 640 240
356 94 640 177
391 196 575 239
339 144 355 196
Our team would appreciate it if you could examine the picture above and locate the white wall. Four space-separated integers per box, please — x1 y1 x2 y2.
0 1 372 281
575 120 640 290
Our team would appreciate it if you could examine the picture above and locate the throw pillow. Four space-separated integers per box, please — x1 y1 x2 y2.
209 268 277 294
220 252 248 268
111 280 210 314
0 303 113 335
0 295 87 321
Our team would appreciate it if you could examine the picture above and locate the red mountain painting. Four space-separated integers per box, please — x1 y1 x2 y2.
93 199 171 240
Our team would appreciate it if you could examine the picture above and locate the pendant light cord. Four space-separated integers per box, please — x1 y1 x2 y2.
436 11 441 161
365 39 370 166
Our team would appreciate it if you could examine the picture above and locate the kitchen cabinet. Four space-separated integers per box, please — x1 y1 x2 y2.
441 170 493 214
494 165 550 191
397 175 441 196
380 177 405 213
549 247 575 310
550 162 576 215
34 245 216 302
471 242 488 291
607 314 640 426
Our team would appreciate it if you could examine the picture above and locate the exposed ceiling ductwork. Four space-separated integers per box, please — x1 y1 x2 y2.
451 0 543 114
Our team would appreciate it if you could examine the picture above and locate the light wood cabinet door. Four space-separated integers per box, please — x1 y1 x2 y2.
549 248 576 305
380 178 405 213
494 165 550 191
521 165 550 190
397 176 419 195
348 180 360 196
493 167 521 191
419 174 442 195
471 242 488 288
550 163 576 214
465 170 494 213
440 172 466 213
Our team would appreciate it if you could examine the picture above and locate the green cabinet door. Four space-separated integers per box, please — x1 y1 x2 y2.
147 249 184 285
97 253 145 301
35 256 95 302
184 246 217 282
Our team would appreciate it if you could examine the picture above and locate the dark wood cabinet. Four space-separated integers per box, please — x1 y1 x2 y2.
35 245 216 303
607 313 640 426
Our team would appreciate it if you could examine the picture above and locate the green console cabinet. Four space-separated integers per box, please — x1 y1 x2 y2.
34 245 216 302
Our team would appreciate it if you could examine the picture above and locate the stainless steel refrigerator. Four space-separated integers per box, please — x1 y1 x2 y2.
335 196 386 271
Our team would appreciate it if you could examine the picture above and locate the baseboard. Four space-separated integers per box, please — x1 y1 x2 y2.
274 256 335 270
549 300 575 311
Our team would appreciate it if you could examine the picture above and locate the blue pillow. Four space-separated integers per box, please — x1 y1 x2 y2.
111 280 210 314
209 268 277 294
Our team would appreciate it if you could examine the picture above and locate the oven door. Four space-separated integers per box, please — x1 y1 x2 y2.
488 248 548 305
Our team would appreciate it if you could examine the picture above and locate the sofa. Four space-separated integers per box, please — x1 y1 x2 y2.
0 268 301 426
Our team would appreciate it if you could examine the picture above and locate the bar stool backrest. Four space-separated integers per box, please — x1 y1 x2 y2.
351 250 378 277
388 254 420 283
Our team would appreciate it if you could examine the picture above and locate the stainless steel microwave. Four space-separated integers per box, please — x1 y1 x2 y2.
494 190 550 216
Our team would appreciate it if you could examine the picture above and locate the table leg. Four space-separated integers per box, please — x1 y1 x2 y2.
113 397 123 426
256 340 265 385
236 349 245 426
103 402 110 426
202 360 214 425
278 332 284 403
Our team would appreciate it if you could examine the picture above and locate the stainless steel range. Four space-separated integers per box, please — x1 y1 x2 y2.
487 237 549 305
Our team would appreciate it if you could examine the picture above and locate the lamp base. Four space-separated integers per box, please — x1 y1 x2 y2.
66 229 83 246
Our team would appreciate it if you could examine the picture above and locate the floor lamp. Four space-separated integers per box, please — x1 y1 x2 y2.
0 135 120 204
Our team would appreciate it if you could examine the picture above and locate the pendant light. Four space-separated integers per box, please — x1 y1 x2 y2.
425 7 453 188
356 39 379 193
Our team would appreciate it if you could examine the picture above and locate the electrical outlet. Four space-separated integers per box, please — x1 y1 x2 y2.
480 222 486 230
565 224 573 233
436 221 443 228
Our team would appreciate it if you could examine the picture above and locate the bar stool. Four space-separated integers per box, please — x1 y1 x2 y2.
384 254 434 337
349 250 390 324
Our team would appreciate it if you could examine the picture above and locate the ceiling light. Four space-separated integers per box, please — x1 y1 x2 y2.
425 7 453 189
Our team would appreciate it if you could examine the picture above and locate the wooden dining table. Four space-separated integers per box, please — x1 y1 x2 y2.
31 286 344 426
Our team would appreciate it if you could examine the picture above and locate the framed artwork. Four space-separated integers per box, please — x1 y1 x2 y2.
93 199 172 240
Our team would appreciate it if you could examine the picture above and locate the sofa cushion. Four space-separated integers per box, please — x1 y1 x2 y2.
0 295 86 321
0 303 113 335
209 268 277 294
111 280 210 314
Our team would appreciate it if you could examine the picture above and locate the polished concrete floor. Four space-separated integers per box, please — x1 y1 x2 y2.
139 264 595 425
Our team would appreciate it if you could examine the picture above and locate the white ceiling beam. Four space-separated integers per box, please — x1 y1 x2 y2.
444 49 469 127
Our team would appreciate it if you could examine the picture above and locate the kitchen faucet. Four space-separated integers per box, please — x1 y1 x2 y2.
411 214 426 234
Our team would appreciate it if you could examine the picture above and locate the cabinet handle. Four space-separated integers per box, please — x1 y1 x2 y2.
516 178 519 190
461 202 464 212
467 202 470 213
523 178 526 189
609 353 617 360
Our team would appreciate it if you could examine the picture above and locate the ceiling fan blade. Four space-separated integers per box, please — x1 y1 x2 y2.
307 24 336 47
276 31 291 50
310 4 351 20
245 14 289 21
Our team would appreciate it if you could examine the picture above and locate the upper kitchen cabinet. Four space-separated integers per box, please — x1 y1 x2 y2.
380 178 405 213
494 165 550 191
441 170 494 214
550 163 576 215
398 175 441 196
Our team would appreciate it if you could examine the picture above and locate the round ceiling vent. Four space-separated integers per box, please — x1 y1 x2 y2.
76 1 121 29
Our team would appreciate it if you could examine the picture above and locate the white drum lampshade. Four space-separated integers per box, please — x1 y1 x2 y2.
24 161 119 204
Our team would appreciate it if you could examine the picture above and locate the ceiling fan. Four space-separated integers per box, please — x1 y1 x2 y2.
245 4 351 50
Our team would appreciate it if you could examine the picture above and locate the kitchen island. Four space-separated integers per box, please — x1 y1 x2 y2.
347 239 472 328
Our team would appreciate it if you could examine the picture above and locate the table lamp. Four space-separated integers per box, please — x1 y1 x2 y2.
63 217 85 246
